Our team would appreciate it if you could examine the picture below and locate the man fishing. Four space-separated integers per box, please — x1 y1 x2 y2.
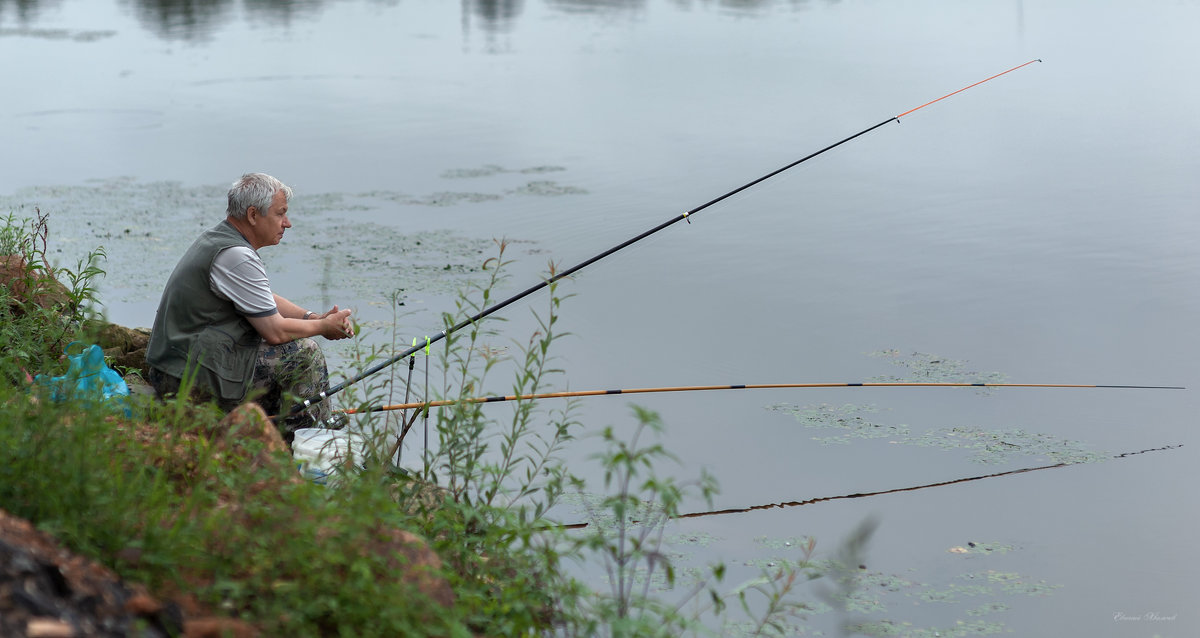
145 172 354 441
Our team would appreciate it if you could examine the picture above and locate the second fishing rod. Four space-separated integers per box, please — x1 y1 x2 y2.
293 59 1043 415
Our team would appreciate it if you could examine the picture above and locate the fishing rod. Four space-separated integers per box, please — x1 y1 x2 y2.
293 59 1044 415
342 380 1182 415
554 443 1184 530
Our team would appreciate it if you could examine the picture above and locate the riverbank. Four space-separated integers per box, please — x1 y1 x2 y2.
0 246 493 637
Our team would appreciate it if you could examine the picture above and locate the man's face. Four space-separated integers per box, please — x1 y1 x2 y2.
251 189 291 248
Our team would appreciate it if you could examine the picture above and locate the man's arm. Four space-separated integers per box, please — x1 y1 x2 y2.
272 294 308 320
248 295 354 345
271 294 351 322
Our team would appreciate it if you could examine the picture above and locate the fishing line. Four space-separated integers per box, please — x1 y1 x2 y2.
555 443 1183 530
294 59 1043 414
340 379 1180 415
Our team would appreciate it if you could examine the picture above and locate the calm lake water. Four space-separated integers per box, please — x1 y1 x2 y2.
3 0 1199 635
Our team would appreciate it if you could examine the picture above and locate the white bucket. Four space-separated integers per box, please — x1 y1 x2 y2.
292 428 370 485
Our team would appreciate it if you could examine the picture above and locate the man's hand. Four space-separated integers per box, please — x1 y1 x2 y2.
316 306 354 340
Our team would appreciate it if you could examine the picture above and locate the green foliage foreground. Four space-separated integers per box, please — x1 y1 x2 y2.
1 213 839 636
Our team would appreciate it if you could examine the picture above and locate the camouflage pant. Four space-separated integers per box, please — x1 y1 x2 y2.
149 338 331 441
251 338 332 440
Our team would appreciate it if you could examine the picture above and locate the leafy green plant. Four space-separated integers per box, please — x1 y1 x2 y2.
727 537 821 637
389 241 585 633
0 209 107 383
563 407 720 637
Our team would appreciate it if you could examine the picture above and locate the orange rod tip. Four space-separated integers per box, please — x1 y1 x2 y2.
894 59 1042 119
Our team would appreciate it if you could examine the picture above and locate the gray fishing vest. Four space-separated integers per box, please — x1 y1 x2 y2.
145 220 263 403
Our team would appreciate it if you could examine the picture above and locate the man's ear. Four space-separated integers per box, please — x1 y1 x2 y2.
246 206 257 224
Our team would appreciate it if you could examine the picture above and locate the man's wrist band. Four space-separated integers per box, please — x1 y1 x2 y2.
303 311 315 320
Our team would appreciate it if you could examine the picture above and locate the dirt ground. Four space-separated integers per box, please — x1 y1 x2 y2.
0 508 258 638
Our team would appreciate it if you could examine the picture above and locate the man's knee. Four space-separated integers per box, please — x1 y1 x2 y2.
294 337 326 367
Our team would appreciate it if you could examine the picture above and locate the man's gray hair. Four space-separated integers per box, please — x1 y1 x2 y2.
227 173 293 220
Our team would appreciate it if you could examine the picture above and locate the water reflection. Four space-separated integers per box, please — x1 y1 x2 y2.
0 0 59 24
464 0 524 33
547 0 645 14
122 0 236 41
3 0 812 40
243 0 326 27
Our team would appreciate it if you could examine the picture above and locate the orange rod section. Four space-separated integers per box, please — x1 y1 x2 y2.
896 59 1042 119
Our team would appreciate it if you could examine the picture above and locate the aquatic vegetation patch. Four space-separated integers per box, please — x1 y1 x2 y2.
509 180 589 197
946 542 1015 555
768 351 1109 465
0 27 117 42
914 582 992 603
430 165 587 199
1 166 586 322
869 350 1008 388
911 426 1108 465
741 535 824 577
741 556 815 573
964 602 1010 616
724 617 818 637
440 164 567 179
754 535 817 552
766 402 910 445
557 494 727 591
814 556 1058 637
769 400 1109 465
559 492 680 541
849 618 1006 637
0 179 494 310
554 506 1059 635
1 179 229 303
299 222 492 299
669 531 721 548
406 191 504 206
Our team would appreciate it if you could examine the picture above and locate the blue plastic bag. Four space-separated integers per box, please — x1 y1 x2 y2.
33 341 131 415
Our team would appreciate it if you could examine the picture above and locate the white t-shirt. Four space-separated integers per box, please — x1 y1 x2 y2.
209 246 278 318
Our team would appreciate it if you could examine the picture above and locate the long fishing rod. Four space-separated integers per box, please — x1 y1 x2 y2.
342 379 1182 415
554 443 1184 530
294 59 1044 415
